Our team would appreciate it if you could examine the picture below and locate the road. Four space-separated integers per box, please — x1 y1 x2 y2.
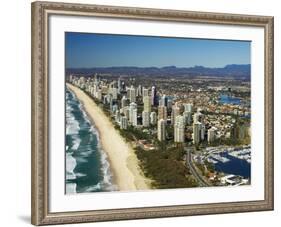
185 148 211 187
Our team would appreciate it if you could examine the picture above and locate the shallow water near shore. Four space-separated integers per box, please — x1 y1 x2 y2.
65 88 116 193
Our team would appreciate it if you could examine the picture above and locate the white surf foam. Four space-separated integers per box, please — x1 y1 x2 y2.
66 89 81 136
75 172 87 178
66 152 77 194
79 102 91 124
66 115 80 136
66 87 117 192
66 152 76 180
71 135 81 151
93 127 118 191
85 183 102 192
66 92 82 150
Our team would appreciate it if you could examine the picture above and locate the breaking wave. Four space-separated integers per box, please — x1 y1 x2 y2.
65 87 116 193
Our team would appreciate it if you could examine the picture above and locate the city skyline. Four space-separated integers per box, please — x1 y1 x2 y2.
66 32 251 69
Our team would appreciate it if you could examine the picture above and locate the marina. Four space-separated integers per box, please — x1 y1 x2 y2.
194 145 251 182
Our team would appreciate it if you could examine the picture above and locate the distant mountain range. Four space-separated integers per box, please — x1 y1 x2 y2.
66 64 251 80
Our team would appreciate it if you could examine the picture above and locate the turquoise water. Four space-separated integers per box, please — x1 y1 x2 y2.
65 88 116 193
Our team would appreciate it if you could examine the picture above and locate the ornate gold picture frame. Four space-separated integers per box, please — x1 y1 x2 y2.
31 1 273 225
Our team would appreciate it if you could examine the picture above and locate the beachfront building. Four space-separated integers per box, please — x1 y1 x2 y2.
193 122 202 145
150 112 157 125
112 104 118 114
97 90 102 101
92 84 98 97
157 119 166 141
123 106 130 120
142 111 150 127
129 102 137 125
121 96 128 109
171 105 180 125
77 77 86 89
207 127 216 143
101 85 108 94
143 95 151 112
115 110 121 123
120 116 128 130
132 109 138 127
128 86 136 103
112 87 118 100
174 115 185 143
158 106 167 120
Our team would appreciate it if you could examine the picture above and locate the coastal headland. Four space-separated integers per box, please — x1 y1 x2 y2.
66 83 151 191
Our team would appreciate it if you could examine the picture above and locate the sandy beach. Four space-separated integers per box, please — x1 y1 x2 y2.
66 83 151 191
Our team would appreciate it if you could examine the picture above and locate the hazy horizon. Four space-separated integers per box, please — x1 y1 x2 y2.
66 63 250 69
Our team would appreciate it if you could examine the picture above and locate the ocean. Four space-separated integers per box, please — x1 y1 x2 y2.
65 88 116 193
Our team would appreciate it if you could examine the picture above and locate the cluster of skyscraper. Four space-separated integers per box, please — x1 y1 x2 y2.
69 75 218 145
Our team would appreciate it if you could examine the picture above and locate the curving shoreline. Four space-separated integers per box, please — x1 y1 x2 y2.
66 83 151 191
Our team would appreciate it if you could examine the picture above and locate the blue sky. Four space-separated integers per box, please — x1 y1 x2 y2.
65 32 251 68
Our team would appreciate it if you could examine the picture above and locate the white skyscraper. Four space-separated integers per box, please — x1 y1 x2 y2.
120 116 128 130
150 112 157 125
151 86 157 106
174 115 185 143
112 87 118 100
129 102 137 125
115 110 121 123
128 86 136 103
132 109 138 127
97 89 102 101
201 123 206 141
123 106 130 120
142 88 149 103
142 111 150 127
207 127 216 143
142 87 149 97
193 122 202 145
94 74 98 84
157 119 166 141
143 95 151 112
117 77 121 93
171 105 180 125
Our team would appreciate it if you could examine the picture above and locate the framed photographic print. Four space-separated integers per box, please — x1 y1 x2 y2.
31 1 274 225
